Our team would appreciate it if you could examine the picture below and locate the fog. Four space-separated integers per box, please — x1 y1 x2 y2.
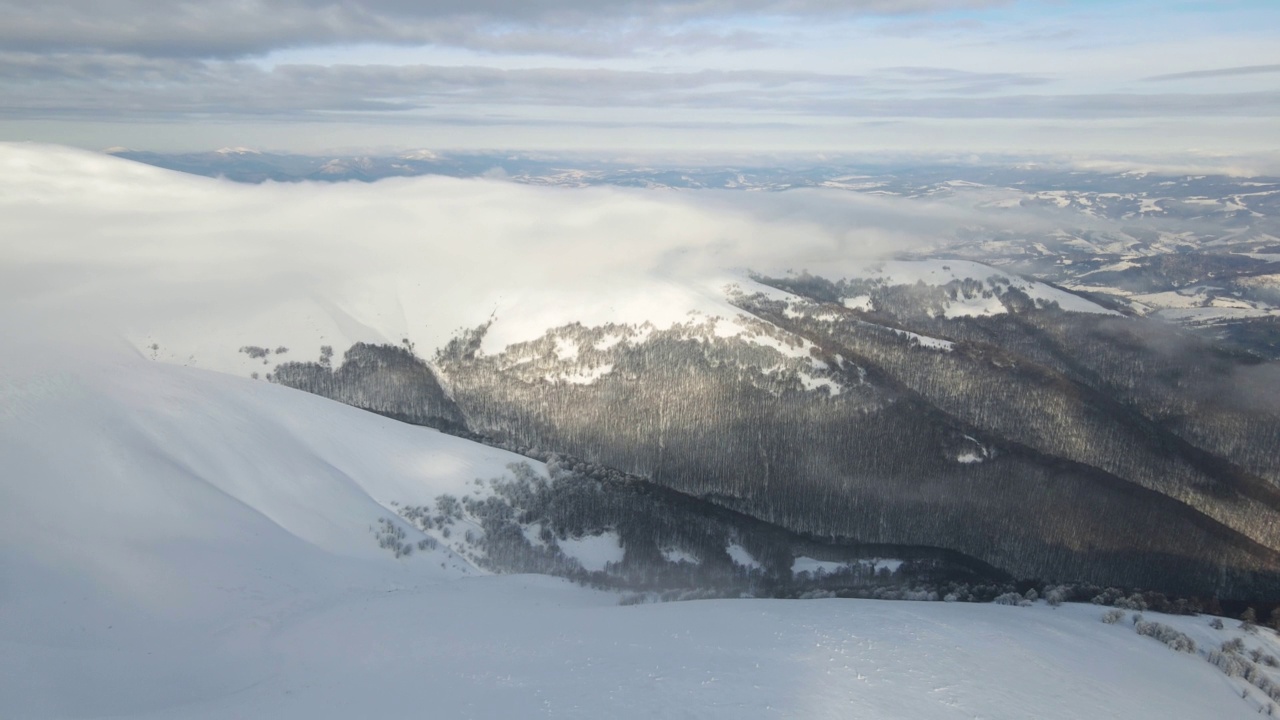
0 142 1187 368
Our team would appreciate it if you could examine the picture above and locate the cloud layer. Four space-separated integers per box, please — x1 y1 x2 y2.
0 0 1006 57
0 0 1277 154
0 142 1073 360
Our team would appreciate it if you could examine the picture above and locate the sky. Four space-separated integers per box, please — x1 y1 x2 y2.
0 0 1278 156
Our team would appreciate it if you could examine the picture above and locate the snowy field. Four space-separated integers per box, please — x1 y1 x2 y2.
1 324 1273 720
9 575 1270 720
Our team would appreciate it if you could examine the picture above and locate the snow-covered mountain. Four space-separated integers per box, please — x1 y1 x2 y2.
7 143 1280 599
5 143 1280 717
5 295 1280 720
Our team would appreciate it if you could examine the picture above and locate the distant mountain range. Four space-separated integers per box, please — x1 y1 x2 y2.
112 148 1280 357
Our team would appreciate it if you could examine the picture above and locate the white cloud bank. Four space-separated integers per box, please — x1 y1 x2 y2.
2 142 1063 372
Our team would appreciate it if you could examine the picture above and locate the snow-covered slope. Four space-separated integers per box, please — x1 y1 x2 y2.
0 325 514 585
0 329 1271 720
2 143 1274 719
861 258 1119 317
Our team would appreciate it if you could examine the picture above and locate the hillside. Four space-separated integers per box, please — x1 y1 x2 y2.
5 144 1280 717
4 143 1279 601
1 323 1277 719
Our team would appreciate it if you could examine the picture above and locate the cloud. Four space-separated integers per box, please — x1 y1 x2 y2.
1058 154 1280 179
0 53 1058 119
1144 64 1280 83
10 52 1272 126
0 0 1009 58
0 141 1077 358
873 66 1052 94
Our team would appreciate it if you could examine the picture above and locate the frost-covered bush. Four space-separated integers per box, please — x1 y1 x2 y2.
1134 620 1196 653
1209 618 1224 630
1045 586 1066 607
1116 593 1148 611
1207 641 1280 702
1242 607 1260 633
1092 588 1124 606
1209 649 1250 677
372 517 414 558
1101 609 1125 624
995 592 1030 607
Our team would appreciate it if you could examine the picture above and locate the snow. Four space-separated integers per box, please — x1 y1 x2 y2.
593 333 624 351
662 547 699 564
843 294 874 311
559 531 625 572
726 543 761 570
873 559 904 573
1131 289 1212 309
554 363 615 385
553 336 580 361
892 327 955 351
850 259 1118 317
0 340 525 572
798 371 842 396
523 522 551 548
1156 307 1279 323
792 556 850 575
0 143 1270 719
1128 287 1278 321
1083 259 1142 275
1236 274 1280 290
957 452 984 463
4 549 1269 720
741 327 817 359
1035 190 1072 208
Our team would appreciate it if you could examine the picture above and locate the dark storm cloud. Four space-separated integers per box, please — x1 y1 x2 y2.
1144 64 1280 82
0 0 1009 58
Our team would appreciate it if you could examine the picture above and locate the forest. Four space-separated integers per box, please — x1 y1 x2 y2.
269 271 1280 602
